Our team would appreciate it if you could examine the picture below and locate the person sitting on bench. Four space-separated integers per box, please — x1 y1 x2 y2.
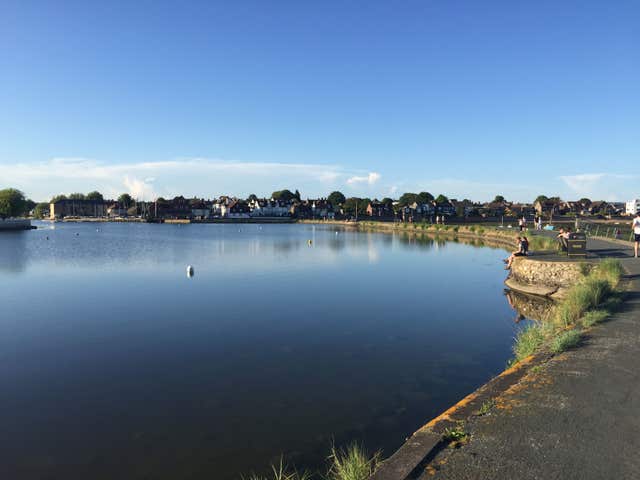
557 228 570 252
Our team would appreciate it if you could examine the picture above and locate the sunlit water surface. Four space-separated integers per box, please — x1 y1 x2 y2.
0 222 529 479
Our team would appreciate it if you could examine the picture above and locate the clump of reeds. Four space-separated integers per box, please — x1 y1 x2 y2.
244 457 310 480
513 324 546 361
244 443 380 480
327 443 380 480
551 330 582 353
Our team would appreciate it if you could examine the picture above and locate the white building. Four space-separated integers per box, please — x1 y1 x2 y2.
626 199 640 215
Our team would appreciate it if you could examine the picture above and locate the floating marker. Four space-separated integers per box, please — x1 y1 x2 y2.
187 265 194 278
308 239 313 246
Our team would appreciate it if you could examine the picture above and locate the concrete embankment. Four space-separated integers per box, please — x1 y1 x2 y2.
370 238 640 480
0 219 33 231
506 256 589 299
301 219 534 251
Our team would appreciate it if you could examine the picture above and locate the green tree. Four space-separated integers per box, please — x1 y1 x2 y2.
50 194 67 203
416 192 434 204
381 197 394 207
534 195 549 204
294 189 301 201
493 195 505 203
247 193 258 202
359 197 371 212
435 194 449 204
327 191 346 206
33 202 49 219
118 193 133 208
579 198 592 206
68 193 86 200
0 188 27 218
342 197 362 216
86 191 104 201
271 189 296 202
398 192 418 206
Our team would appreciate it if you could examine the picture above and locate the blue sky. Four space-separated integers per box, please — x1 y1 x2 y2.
1 0 638 202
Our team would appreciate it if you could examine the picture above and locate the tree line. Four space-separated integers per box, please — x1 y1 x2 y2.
1 185 605 220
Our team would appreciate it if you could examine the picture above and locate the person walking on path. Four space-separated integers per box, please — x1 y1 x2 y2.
633 212 640 258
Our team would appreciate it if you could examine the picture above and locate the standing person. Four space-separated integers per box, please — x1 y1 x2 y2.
518 217 524 231
537 215 543 230
521 216 527 231
633 212 640 258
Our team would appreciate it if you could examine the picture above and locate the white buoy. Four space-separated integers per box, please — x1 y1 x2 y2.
187 265 194 278
308 239 313 246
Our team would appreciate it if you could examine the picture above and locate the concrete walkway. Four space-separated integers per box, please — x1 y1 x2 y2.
417 237 640 479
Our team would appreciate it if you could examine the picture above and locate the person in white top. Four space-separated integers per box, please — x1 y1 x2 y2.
633 212 640 258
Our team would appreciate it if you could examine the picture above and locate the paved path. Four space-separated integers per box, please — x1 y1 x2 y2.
419 237 640 480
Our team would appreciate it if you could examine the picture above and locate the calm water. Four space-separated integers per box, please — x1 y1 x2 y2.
0 223 529 479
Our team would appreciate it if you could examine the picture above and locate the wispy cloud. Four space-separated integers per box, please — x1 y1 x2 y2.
346 172 381 186
559 173 637 201
0 157 380 201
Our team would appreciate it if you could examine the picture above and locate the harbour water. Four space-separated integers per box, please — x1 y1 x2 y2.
0 222 531 479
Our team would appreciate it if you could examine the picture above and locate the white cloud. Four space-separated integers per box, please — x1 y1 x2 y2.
346 172 381 186
0 157 380 201
559 173 637 201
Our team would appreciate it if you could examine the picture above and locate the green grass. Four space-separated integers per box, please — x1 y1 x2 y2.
513 323 546 361
511 258 622 364
581 309 609 327
442 423 467 442
593 258 624 288
244 458 310 480
478 399 495 416
554 277 612 328
246 444 379 480
550 330 582 353
327 444 380 480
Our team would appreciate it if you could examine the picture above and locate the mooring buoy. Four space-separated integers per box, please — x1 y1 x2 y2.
187 265 194 278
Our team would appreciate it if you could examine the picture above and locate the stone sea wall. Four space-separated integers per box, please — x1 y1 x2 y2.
0 219 32 231
506 256 590 299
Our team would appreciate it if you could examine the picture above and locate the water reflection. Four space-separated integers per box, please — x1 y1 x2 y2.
0 223 530 480
505 289 554 322
0 231 27 273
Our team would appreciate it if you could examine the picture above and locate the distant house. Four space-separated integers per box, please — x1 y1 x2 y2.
436 201 456 217
107 203 128 217
626 199 640 216
310 199 334 219
508 203 535 218
480 202 506 217
249 198 291 217
220 199 250 218
534 199 560 218
154 196 192 219
291 201 313 219
366 201 394 217
408 202 435 217
50 199 107 220
588 201 615 216
450 199 477 217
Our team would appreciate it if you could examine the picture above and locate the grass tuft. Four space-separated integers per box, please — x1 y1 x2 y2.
581 309 609 327
593 259 624 288
550 330 582 353
478 399 495 416
327 444 380 480
513 324 546 361
244 457 310 480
